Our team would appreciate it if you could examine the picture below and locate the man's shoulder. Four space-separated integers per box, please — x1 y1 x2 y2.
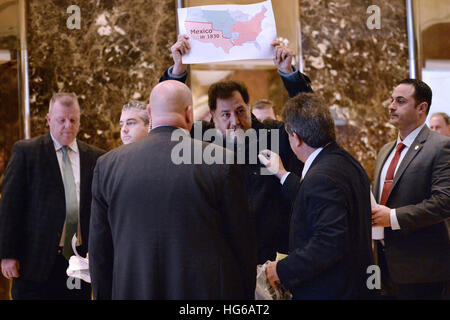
12 134 50 151
377 140 396 156
96 142 129 164
310 145 368 183
77 139 106 157
261 118 284 130
425 129 450 148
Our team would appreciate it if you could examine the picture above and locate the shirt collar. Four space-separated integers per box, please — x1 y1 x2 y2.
152 125 190 137
50 133 78 153
301 147 324 180
396 122 426 148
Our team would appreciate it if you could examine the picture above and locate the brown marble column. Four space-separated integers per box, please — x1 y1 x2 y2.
27 0 177 151
299 0 409 181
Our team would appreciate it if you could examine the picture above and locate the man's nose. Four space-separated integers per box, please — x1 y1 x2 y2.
230 112 241 126
64 120 74 128
122 125 128 133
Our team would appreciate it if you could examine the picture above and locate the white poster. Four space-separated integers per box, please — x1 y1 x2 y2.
422 68 450 123
177 0 277 64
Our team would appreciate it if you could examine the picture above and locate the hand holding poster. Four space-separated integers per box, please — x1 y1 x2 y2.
177 0 277 64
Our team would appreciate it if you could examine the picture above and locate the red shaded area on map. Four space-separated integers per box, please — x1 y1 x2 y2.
185 6 267 54
185 21 234 53
230 7 267 46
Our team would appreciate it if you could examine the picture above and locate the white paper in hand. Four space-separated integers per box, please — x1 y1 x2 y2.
177 0 277 63
370 192 384 240
66 234 91 283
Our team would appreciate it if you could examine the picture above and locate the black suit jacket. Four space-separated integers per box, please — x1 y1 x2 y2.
89 126 257 299
160 67 312 264
159 67 313 98
0 133 104 283
373 126 450 283
277 142 374 299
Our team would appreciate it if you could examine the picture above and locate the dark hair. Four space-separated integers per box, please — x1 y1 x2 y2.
282 93 336 148
398 78 432 114
208 80 249 111
431 112 449 125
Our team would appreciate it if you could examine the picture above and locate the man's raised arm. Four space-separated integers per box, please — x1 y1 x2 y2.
159 34 190 84
271 40 313 97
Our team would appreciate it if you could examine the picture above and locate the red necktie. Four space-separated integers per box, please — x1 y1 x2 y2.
380 143 406 205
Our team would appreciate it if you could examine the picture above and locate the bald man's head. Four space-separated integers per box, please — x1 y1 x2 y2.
149 80 194 131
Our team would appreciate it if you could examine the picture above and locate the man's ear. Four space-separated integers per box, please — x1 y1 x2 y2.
210 110 217 125
186 105 193 125
416 101 428 115
45 113 51 126
146 104 151 118
292 132 303 148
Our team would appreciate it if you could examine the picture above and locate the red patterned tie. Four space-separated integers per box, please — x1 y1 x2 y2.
380 143 406 205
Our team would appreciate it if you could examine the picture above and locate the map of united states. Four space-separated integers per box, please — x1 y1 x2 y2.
185 6 267 53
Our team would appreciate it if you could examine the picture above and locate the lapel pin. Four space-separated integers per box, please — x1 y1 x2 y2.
414 145 419 150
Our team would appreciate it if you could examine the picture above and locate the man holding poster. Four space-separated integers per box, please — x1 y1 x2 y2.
177 0 278 64
159 18 313 264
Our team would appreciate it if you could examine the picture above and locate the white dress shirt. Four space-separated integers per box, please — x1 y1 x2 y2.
378 123 426 230
280 147 324 185
50 134 82 245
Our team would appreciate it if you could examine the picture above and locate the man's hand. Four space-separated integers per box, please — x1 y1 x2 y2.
271 41 294 74
1 258 20 279
170 34 191 76
265 261 280 290
372 204 391 227
258 149 288 179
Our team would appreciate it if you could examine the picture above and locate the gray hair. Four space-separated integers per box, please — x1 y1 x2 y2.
49 92 79 113
121 101 149 125
282 93 336 148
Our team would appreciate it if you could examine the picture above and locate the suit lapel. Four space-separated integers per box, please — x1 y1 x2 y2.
44 133 66 222
44 133 64 186
77 140 89 213
373 141 395 199
390 126 429 193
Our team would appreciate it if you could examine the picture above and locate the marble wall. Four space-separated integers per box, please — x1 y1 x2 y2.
27 0 177 150
25 0 410 180
299 0 409 180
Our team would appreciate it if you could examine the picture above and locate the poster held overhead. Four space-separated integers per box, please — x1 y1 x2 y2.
177 0 277 64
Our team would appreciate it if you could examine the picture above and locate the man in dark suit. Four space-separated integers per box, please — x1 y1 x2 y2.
259 93 374 299
0 93 104 300
159 35 312 264
89 80 257 299
372 79 450 300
